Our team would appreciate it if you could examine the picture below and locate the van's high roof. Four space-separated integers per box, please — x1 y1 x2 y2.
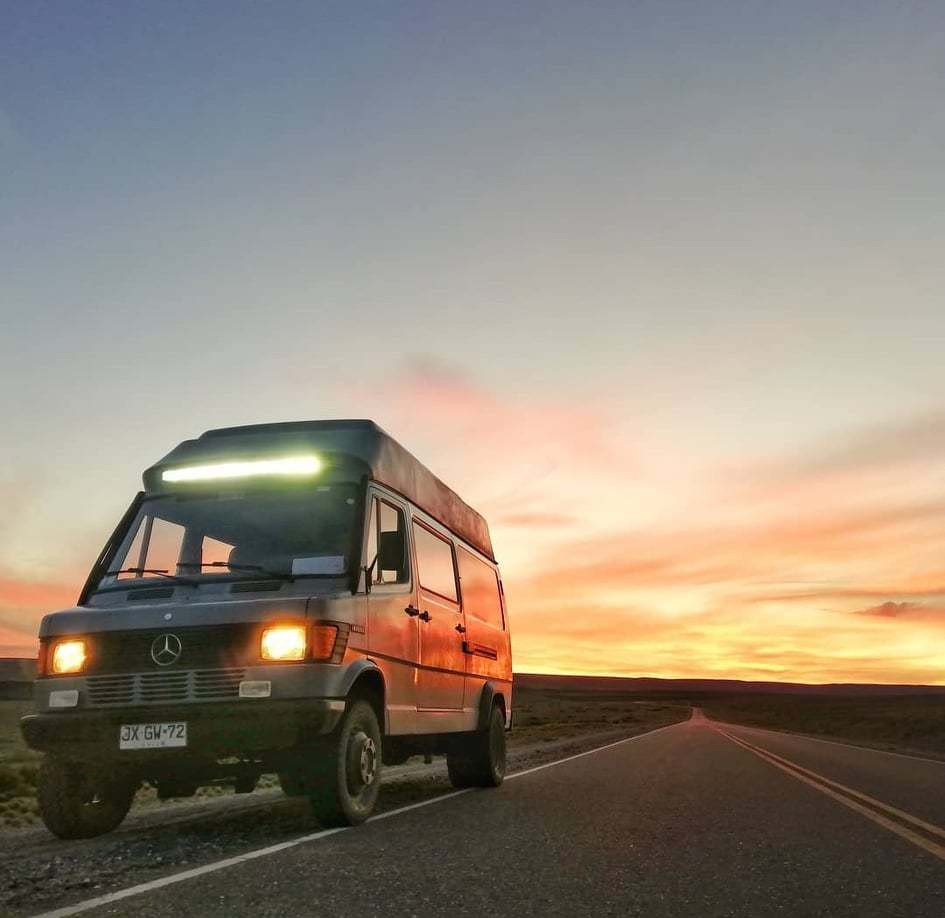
143 419 495 561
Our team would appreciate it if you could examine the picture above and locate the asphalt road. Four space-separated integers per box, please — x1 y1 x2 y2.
35 712 945 918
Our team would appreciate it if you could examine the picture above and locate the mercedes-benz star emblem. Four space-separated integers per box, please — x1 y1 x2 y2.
150 633 183 666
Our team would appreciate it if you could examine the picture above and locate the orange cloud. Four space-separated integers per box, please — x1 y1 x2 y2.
0 577 76 610
0 624 39 659
0 574 77 656
356 367 945 683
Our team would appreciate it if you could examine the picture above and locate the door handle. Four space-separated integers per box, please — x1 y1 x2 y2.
462 641 498 660
418 610 432 622
404 605 420 617
455 623 466 633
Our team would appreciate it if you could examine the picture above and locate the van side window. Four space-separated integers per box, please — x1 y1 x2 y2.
378 500 408 584
366 497 408 585
365 500 378 580
457 548 504 629
412 522 458 601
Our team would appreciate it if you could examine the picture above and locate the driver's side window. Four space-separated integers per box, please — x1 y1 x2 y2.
366 496 409 585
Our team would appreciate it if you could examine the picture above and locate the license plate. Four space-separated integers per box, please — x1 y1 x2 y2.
119 722 187 750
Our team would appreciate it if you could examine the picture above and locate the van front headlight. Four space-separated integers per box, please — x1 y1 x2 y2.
260 625 307 661
51 640 88 675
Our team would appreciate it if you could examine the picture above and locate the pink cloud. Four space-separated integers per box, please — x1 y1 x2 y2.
358 360 639 500
492 511 579 528
858 601 921 618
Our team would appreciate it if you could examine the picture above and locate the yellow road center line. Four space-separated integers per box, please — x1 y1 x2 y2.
718 729 945 864
722 730 945 842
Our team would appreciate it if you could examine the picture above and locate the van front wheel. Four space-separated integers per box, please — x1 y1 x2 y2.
308 699 382 826
447 704 506 788
37 758 136 839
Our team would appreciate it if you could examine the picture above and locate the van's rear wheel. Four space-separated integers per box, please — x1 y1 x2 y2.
37 757 136 839
447 704 506 788
308 699 382 826
278 770 306 797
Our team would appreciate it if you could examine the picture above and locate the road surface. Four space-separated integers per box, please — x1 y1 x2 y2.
31 712 945 917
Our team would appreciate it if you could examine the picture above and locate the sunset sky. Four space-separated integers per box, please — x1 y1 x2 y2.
2 2 945 682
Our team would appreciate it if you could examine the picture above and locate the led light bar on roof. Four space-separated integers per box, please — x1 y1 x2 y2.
162 455 321 483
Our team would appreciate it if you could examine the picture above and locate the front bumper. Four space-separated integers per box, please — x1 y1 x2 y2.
20 697 345 759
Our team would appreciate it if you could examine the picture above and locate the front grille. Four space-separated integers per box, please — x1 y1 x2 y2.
86 674 135 706
194 668 245 699
87 624 256 674
139 671 189 703
86 668 246 707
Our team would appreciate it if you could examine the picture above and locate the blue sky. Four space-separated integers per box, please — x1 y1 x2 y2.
2 2 945 679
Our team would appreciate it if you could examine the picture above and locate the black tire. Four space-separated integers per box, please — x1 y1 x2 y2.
37 758 136 840
278 770 306 798
447 704 506 789
308 699 382 826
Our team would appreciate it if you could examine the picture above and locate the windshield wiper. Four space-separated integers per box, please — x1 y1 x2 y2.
104 568 198 587
178 561 295 582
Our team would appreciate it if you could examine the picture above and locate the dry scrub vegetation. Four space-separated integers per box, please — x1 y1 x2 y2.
0 701 40 828
510 685 688 745
702 694 945 758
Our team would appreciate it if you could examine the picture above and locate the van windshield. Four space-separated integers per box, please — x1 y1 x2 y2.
96 484 359 591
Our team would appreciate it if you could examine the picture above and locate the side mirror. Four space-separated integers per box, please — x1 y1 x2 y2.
378 530 405 575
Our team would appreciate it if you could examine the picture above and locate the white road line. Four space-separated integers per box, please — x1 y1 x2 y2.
718 720 945 766
34 721 682 918
33 829 349 918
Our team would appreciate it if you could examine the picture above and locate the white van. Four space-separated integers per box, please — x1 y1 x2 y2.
22 420 513 837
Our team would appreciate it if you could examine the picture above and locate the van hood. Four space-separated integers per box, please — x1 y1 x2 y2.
39 596 313 638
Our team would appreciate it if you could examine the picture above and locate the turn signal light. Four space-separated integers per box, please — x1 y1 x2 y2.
311 624 339 661
260 625 307 661
51 640 88 675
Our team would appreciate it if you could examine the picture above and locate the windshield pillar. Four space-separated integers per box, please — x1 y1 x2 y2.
179 529 203 577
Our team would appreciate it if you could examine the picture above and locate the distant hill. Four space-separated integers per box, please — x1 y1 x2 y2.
514 672 945 697
0 658 36 700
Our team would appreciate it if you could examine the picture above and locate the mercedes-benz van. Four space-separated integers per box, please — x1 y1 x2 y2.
21 420 512 838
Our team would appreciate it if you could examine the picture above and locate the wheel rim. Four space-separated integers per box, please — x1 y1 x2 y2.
62 762 132 815
77 771 113 807
346 730 378 793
